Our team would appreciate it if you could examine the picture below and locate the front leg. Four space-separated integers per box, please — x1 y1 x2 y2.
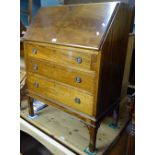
87 122 101 153
89 126 98 153
27 96 34 117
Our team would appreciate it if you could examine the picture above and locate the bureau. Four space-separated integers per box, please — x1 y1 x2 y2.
23 2 131 153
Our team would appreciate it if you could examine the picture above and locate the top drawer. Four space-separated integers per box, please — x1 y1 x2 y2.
24 43 97 71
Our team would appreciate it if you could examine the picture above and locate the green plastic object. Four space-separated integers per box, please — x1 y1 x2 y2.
27 114 38 119
84 146 97 155
109 123 118 129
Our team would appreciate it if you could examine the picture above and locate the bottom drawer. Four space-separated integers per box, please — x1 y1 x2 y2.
27 73 94 116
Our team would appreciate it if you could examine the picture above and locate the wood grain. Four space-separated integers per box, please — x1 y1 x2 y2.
23 2 119 50
25 42 98 71
27 58 96 94
96 3 132 116
23 2 132 152
27 73 94 115
20 97 128 155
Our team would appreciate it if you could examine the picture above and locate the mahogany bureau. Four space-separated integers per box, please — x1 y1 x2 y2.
23 2 131 153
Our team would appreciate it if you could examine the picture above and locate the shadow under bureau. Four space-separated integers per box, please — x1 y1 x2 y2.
23 2 131 153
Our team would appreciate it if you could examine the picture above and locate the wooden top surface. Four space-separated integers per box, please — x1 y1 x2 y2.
23 2 119 50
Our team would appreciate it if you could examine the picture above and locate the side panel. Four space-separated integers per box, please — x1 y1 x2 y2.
96 3 132 116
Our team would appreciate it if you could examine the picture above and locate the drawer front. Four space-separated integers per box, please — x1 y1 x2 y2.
27 74 94 115
25 43 95 70
27 59 96 94
27 59 55 79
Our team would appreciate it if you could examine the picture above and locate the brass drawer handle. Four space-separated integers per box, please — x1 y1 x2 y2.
76 57 82 64
32 48 37 54
75 77 81 83
33 64 38 70
74 98 81 104
34 82 39 88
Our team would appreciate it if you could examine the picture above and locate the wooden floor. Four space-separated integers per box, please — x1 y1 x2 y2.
20 97 128 155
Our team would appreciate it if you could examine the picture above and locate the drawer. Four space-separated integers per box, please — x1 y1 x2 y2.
27 73 94 115
25 43 96 71
27 59 55 79
27 59 96 94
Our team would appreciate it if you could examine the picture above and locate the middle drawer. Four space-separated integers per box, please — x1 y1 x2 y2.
27 59 96 94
